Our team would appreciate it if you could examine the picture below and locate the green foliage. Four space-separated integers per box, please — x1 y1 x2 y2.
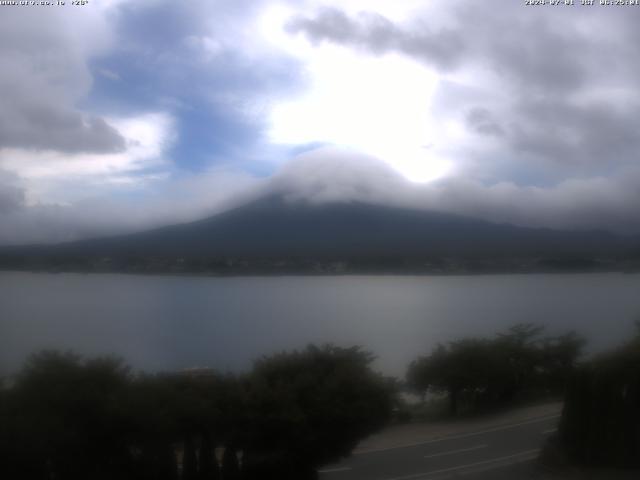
407 324 584 415
0 345 393 480
2 351 132 479
244 345 392 476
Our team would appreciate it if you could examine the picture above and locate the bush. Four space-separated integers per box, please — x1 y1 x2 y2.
559 331 640 468
407 324 584 416
0 345 393 480
243 345 393 478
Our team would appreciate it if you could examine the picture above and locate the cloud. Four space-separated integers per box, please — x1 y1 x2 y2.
0 112 175 206
0 0 299 244
0 8 126 154
465 108 504 138
265 148 640 235
267 48 450 183
98 68 121 81
90 0 305 172
2 146 640 245
285 3 640 176
0 98 126 154
267 146 409 204
3 1 640 244
0 167 263 245
0 171 25 214
286 7 465 70
287 3 585 91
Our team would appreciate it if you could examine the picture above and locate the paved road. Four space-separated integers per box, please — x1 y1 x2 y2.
318 413 560 480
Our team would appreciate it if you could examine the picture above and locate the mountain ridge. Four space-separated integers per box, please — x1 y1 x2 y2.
1 196 638 274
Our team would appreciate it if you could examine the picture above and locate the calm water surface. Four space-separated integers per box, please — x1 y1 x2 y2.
1 272 639 377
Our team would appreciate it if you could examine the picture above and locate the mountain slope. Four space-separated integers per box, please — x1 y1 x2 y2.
3 196 635 263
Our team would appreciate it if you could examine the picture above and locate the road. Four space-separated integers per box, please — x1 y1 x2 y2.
318 411 560 480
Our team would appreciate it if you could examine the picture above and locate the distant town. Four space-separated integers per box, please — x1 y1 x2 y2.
2 254 639 276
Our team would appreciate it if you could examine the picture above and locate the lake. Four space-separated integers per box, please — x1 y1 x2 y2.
1 272 639 377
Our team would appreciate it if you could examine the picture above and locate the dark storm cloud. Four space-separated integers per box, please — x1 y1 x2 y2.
0 10 126 154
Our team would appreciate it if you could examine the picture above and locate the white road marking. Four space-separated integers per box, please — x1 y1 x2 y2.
318 467 352 474
542 428 557 435
423 444 488 459
381 449 540 480
355 414 560 455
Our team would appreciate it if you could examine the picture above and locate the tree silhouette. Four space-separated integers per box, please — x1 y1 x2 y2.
198 433 219 480
221 446 241 480
0 344 392 480
407 324 584 415
243 345 393 479
559 325 640 467
4 351 132 479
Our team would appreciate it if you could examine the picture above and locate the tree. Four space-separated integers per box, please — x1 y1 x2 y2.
407 324 584 416
1 345 393 480
494 323 545 401
125 371 240 480
123 374 180 480
243 345 393 479
5 351 132 479
407 339 504 415
539 331 586 395
221 446 241 480
559 327 640 467
198 432 219 480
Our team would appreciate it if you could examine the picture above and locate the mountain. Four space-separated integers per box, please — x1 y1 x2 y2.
1 196 638 273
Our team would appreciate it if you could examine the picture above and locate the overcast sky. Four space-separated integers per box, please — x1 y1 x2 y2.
1 0 640 244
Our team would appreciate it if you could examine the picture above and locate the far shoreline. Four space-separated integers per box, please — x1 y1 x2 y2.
1 267 639 279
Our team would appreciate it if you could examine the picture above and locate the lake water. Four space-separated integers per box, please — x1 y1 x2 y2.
1 272 639 377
